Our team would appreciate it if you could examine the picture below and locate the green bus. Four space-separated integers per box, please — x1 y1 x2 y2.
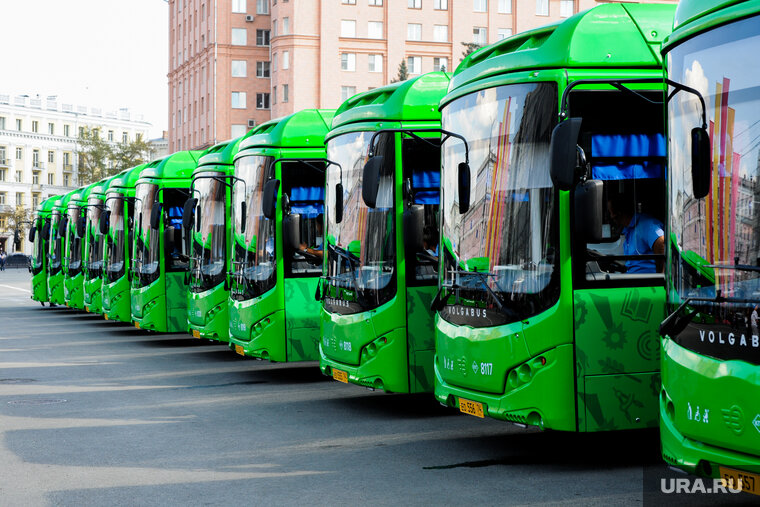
433 3 675 431
131 151 200 332
101 164 148 322
319 73 449 393
227 109 334 362
63 183 98 310
83 177 113 314
47 190 77 306
30 196 60 305
186 135 253 342
660 0 760 487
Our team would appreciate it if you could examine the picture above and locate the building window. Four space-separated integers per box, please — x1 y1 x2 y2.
273 85 277 104
473 0 487 12
108 130 114 141
273 53 278 71
33 173 39 185
32 121 39 133
256 29 270 46
63 152 70 166
79 126 85 137
369 0 382 5
0 193 5 204
497 28 512 40
434 0 447 9
233 60 249 77
560 0 573 17
407 56 421 75
498 0 511 13
232 28 247 45
232 92 247 109
122 132 128 143
64 174 70 186
254 61 269 78
48 151 54 163
341 86 357 102
473 27 487 45
256 0 269 14
231 125 247 138
232 0 246 13
342 0 356 3
282 84 289 103
33 194 40 209
0 148 4 164
341 20 356 38
407 23 421 41
0 169 4 181
256 93 271 109
15 171 22 182
48 173 54 185
15 147 22 160
408 0 421 8
367 21 383 39
64 125 70 137
272 19 277 37
0 117 5 130
341 53 356 71
433 57 448 72
368 54 382 72
33 150 40 167
48 123 55 135
536 0 548 16
283 50 290 69
433 24 448 42
16 119 22 131
16 192 24 206
282 17 289 35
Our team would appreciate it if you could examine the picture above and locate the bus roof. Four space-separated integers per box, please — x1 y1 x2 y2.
329 72 450 132
236 109 335 155
36 195 60 215
139 150 202 180
107 163 149 192
447 3 675 97
663 0 759 49
196 131 258 170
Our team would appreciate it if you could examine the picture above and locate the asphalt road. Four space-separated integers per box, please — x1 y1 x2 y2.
0 269 732 506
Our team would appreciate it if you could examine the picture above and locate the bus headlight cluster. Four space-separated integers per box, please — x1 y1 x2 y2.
360 335 389 363
506 356 547 391
206 303 225 323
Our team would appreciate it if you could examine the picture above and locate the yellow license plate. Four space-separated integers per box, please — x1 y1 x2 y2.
234 345 245 356
192 329 201 338
104 314 109 320
134 321 140 329
719 466 760 496
332 368 348 383
459 398 485 418
85 307 90 313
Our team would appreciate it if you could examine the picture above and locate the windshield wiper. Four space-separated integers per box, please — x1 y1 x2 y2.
326 243 366 301
660 289 760 337
704 263 760 273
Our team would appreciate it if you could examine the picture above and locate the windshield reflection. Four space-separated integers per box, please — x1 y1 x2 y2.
66 204 83 275
86 196 104 280
49 211 63 274
105 192 127 282
191 174 227 292
132 182 160 287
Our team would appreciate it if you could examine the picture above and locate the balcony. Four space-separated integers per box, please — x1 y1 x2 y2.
63 164 73 172
32 162 45 170
0 159 9 167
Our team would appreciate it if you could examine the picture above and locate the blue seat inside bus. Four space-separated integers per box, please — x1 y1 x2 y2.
167 205 183 228
412 169 440 205
591 133 665 180
289 185 324 217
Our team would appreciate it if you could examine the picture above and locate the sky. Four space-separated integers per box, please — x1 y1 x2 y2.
0 0 169 138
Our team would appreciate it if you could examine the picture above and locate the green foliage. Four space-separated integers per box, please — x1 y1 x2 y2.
77 127 151 185
461 42 482 62
391 59 409 83
0 205 33 251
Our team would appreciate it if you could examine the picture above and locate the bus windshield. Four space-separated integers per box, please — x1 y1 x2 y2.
231 155 276 300
190 173 227 292
49 210 63 274
324 131 396 315
67 204 83 276
440 82 559 326
32 217 45 272
86 196 104 280
132 182 160 287
667 16 760 362
105 192 127 282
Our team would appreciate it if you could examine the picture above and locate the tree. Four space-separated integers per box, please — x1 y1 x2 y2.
461 42 482 62
391 59 409 83
77 126 113 185
0 205 33 252
439 64 446 73
112 135 151 174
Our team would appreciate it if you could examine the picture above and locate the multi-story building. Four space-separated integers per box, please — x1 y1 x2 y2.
168 0 273 152
0 94 151 254
169 0 677 149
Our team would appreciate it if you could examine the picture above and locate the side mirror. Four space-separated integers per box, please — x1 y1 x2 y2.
99 210 110 235
574 179 604 243
362 156 383 208
458 162 471 214
403 205 425 255
76 216 86 239
28 226 36 242
549 117 583 191
42 221 51 241
239 201 247 233
283 213 301 251
59 216 69 238
150 202 162 230
335 183 344 224
182 198 198 230
262 179 280 220
691 127 711 199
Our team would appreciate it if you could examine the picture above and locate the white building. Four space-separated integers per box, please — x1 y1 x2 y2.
0 94 151 254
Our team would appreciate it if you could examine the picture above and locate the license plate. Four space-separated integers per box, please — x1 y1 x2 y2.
459 398 485 418
234 345 245 356
85 307 89 313
192 329 201 338
134 321 140 329
332 368 348 383
719 466 760 496
104 314 109 320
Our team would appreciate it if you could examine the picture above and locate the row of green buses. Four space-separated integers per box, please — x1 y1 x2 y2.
26 0 760 493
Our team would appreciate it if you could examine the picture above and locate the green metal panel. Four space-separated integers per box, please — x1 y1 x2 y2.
30 196 59 303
